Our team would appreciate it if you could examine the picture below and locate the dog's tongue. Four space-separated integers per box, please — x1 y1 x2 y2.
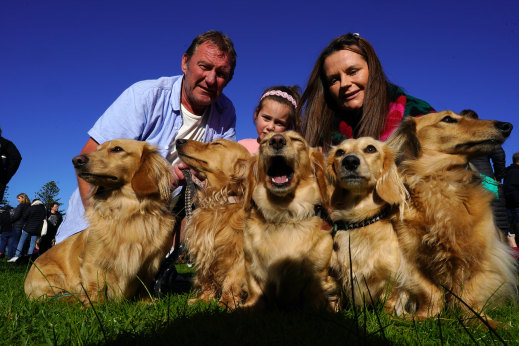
272 175 289 184
272 175 288 184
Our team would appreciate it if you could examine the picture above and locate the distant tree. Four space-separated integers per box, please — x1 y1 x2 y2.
0 185 8 206
35 181 61 209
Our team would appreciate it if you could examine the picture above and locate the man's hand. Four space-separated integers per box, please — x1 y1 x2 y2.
171 162 204 189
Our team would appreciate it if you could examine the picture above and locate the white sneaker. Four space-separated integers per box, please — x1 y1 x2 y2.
7 257 18 263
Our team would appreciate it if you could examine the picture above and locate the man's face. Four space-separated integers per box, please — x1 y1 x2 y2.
51 204 58 213
181 41 232 115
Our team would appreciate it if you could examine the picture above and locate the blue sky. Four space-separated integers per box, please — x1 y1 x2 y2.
1 0 518 209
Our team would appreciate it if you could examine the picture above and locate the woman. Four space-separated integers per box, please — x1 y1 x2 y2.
1 193 30 260
10 198 46 261
299 33 434 150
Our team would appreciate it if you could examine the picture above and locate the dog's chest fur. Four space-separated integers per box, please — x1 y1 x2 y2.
396 162 496 286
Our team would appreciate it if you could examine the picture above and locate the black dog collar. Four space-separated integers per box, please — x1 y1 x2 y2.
332 207 389 236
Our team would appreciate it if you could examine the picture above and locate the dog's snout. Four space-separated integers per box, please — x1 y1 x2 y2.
72 155 89 168
269 134 286 150
494 121 513 138
175 139 187 149
342 155 360 171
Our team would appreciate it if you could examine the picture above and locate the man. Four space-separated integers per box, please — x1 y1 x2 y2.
0 127 22 202
38 202 63 255
504 151 519 249
56 30 237 243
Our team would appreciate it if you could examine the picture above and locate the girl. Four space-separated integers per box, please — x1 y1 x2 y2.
239 85 301 154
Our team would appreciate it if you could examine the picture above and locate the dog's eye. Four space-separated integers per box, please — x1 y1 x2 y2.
334 149 345 157
364 145 377 154
211 142 223 146
441 116 457 123
110 146 124 152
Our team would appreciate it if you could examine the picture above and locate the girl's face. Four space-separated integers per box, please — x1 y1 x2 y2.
323 49 369 112
17 196 23 203
254 99 291 140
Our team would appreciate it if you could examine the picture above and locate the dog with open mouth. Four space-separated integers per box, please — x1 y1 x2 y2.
327 137 409 313
176 138 251 308
243 131 338 310
387 111 517 325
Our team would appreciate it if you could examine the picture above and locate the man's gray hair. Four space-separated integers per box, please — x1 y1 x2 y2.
184 30 237 82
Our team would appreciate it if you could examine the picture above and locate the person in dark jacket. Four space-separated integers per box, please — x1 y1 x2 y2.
1 193 30 259
37 202 62 255
0 205 13 258
459 110 510 239
0 127 22 202
504 151 519 248
9 198 46 261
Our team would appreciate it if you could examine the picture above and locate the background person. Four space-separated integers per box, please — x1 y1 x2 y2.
37 202 62 255
56 30 238 245
9 198 46 262
0 127 22 202
1 193 30 260
504 152 519 249
459 109 510 240
0 204 13 258
298 33 434 151
238 85 301 154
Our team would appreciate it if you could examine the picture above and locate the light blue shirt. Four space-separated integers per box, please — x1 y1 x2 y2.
56 75 236 243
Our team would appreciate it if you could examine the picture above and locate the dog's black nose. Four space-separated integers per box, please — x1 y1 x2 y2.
342 155 360 171
269 134 286 150
175 139 187 149
72 155 89 168
494 121 513 138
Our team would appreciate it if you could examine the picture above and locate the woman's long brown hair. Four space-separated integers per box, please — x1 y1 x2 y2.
298 33 391 150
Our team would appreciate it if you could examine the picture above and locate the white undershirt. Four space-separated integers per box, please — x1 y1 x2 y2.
166 104 207 165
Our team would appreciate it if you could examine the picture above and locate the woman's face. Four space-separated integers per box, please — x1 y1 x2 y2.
17 196 23 203
323 49 369 112
254 99 291 140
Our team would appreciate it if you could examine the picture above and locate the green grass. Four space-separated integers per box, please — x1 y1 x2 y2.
1 260 517 345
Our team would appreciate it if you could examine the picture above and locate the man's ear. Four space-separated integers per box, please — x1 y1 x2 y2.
181 54 188 74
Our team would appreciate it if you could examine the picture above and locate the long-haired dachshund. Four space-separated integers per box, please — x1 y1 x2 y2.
176 138 251 308
387 111 517 325
243 131 338 310
327 137 409 313
25 139 175 304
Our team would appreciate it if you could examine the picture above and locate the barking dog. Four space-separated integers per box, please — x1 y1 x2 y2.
327 137 409 312
243 131 337 310
387 111 517 323
177 138 251 308
25 139 175 304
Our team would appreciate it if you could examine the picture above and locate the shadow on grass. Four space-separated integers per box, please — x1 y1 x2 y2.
108 307 391 346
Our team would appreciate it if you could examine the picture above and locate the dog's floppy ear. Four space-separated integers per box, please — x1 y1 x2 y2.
131 144 172 200
375 146 408 205
244 155 258 212
386 117 421 165
325 148 338 188
311 149 329 208
229 157 250 196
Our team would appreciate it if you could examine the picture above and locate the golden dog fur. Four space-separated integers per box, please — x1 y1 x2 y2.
24 139 175 304
243 131 337 310
327 137 408 312
387 111 517 321
177 138 251 308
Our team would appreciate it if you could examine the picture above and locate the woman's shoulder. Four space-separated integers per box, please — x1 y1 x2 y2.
389 84 435 117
